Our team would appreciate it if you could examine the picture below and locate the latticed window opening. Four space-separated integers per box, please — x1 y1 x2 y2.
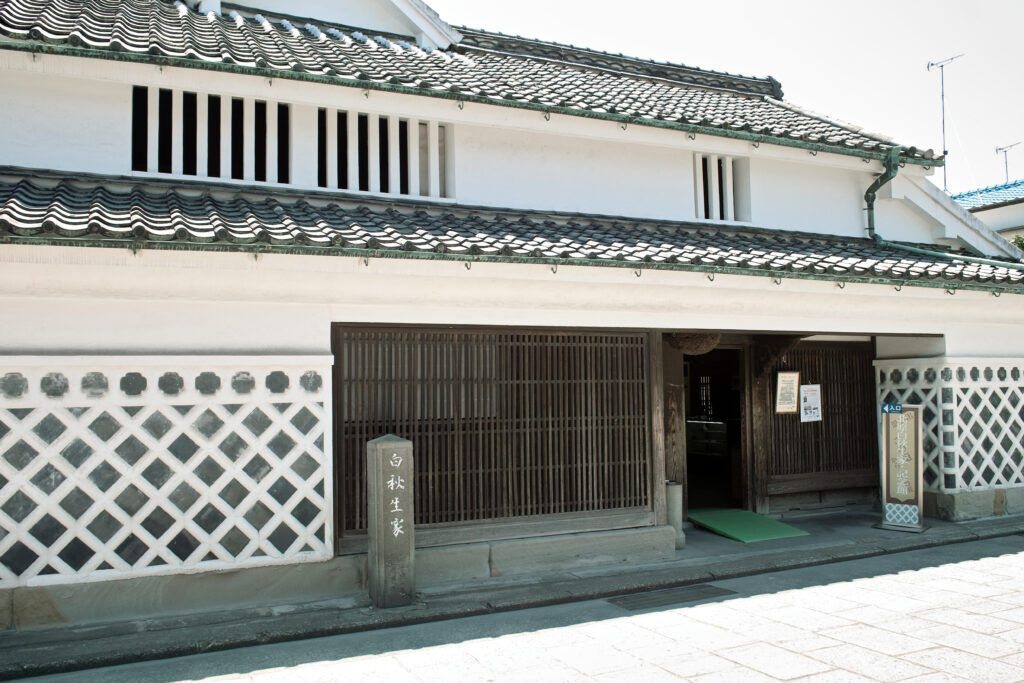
316 109 451 198
763 342 877 478
693 153 751 222
333 327 651 533
131 86 291 183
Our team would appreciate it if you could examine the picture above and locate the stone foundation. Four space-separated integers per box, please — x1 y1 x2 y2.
1 525 676 630
924 487 1024 521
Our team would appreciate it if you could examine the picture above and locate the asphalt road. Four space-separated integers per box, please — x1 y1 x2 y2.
23 535 1024 682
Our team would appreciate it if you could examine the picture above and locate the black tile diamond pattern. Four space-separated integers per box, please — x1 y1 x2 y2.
195 503 226 535
30 463 67 495
218 527 251 557
141 507 175 540
219 479 250 508
114 435 149 465
3 439 38 470
32 414 67 444
59 487 94 518
243 454 272 483
60 438 94 468
243 408 273 437
57 538 94 571
142 411 174 440
193 410 225 439
2 490 38 523
88 412 122 442
1 541 38 576
141 459 173 490
167 530 199 562
29 514 66 546
268 523 299 554
169 481 200 512
1 370 328 585
86 510 121 543
168 434 199 463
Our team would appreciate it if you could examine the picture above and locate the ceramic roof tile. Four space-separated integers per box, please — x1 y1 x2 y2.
0 170 1019 290
0 0 937 160
952 179 1024 210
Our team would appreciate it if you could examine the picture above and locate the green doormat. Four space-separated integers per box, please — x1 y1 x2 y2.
688 508 809 543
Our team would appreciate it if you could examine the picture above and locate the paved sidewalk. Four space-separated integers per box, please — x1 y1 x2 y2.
2 510 1023 680
21 534 1024 682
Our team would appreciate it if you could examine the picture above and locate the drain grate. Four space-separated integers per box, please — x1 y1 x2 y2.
606 584 737 611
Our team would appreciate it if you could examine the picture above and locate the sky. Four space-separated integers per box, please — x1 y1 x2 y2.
426 0 1024 196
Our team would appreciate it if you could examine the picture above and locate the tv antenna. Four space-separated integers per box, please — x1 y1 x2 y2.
996 142 1021 184
927 53 965 192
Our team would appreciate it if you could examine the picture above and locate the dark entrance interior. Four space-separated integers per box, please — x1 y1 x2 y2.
685 348 744 509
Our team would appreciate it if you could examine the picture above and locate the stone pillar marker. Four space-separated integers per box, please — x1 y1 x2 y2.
366 435 415 607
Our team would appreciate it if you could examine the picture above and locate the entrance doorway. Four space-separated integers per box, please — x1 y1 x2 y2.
685 348 745 510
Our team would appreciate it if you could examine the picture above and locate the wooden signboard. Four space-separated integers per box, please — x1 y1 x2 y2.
878 404 926 532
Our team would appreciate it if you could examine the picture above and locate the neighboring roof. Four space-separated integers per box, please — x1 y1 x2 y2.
953 179 1024 211
0 168 1018 293
0 0 936 164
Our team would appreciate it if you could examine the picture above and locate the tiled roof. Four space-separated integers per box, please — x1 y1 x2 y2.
0 0 936 162
0 169 1018 291
953 180 1024 210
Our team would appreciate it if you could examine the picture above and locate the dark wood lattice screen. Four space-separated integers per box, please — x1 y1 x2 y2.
333 327 651 532
762 342 877 477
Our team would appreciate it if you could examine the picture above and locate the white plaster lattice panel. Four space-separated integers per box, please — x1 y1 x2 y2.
0 357 333 588
876 358 1024 493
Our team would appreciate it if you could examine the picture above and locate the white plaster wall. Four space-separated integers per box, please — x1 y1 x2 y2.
0 52 1016 259
454 124 692 219
0 70 130 176
746 157 868 236
2 245 1024 359
874 197 942 244
975 202 1024 233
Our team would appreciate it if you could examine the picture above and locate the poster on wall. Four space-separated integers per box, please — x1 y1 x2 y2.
799 384 822 422
775 372 800 414
877 404 926 532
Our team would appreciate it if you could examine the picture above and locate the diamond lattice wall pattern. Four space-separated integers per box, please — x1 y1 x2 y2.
0 357 333 588
876 358 1024 493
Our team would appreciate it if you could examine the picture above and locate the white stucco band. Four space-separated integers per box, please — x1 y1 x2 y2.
2 245 1023 357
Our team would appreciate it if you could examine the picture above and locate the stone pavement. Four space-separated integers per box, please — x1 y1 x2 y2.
20 534 1024 682
2 510 1023 680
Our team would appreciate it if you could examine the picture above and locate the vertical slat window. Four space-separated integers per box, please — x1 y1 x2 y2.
438 124 449 198
334 327 650 532
337 111 349 189
695 154 744 221
277 103 290 184
317 107 328 188
230 98 244 180
207 95 221 178
418 121 430 197
357 114 370 192
182 91 198 176
378 116 390 193
131 86 148 172
254 100 267 182
157 88 173 174
398 120 410 195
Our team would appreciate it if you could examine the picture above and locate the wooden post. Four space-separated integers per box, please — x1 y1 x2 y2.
649 331 667 526
366 434 415 607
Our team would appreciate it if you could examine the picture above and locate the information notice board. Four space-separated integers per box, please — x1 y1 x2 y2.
878 404 926 532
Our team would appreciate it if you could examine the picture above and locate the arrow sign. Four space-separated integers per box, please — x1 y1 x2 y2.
882 403 903 414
